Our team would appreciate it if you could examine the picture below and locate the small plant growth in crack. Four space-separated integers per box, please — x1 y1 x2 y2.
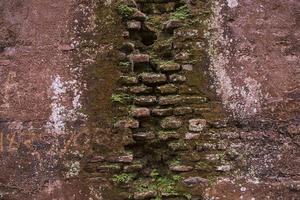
112 173 135 184
111 93 133 104
170 5 190 20
117 4 135 18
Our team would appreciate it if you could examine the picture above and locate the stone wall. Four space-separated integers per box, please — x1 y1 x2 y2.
0 0 299 199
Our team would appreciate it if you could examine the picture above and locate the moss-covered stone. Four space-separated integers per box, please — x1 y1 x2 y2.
161 116 183 130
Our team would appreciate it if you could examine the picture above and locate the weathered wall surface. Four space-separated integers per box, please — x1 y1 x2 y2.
0 0 299 199
0 0 88 199
209 0 299 121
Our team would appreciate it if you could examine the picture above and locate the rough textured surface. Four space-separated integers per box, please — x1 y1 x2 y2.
0 0 299 199
208 0 299 121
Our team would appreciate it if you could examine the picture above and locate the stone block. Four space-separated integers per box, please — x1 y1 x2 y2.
0 60 10 66
134 96 157 106
169 165 193 172
168 141 188 151
196 143 216 151
107 154 134 163
164 20 183 30
158 95 182 105
185 132 200 140
189 119 207 132
132 10 147 21
169 74 186 83
133 131 155 140
97 164 121 173
119 75 139 85
151 108 173 116
194 107 211 114
124 162 144 172
182 177 208 187
131 107 151 117
127 20 142 30
156 84 178 94
216 165 232 172
129 85 153 94
161 116 183 129
158 131 180 141
89 155 105 163
173 107 193 115
129 53 150 63
114 119 139 129
139 73 167 84
183 96 208 104
158 62 181 72
178 85 200 95
182 64 193 71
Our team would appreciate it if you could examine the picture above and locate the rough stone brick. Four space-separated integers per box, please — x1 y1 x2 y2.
173 107 193 115
131 107 151 117
169 74 186 83
164 20 183 30
161 116 183 129
169 165 193 172
156 84 178 94
114 119 139 129
216 165 232 172
120 75 139 85
151 108 173 116
127 20 142 30
129 53 150 63
158 131 180 140
182 177 208 186
129 85 153 94
107 154 134 163
189 119 207 132
185 132 200 140
183 96 208 104
139 73 167 84
133 131 155 140
132 10 147 21
158 95 182 105
158 62 181 72
134 95 157 106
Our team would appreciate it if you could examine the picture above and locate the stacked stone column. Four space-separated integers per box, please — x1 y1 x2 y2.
86 1 233 199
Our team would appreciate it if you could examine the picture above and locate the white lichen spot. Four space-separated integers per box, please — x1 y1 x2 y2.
89 186 104 200
240 187 247 192
46 75 86 135
46 75 67 134
66 161 80 178
206 1 262 119
227 0 238 8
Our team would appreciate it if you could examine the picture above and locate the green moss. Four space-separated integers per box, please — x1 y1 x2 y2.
147 15 161 27
183 193 192 200
111 93 133 104
112 173 135 184
170 158 181 166
170 6 189 20
135 170 182 197
118 61 131 72
151 36 174 59
150 169 160 178
117 5 135 18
